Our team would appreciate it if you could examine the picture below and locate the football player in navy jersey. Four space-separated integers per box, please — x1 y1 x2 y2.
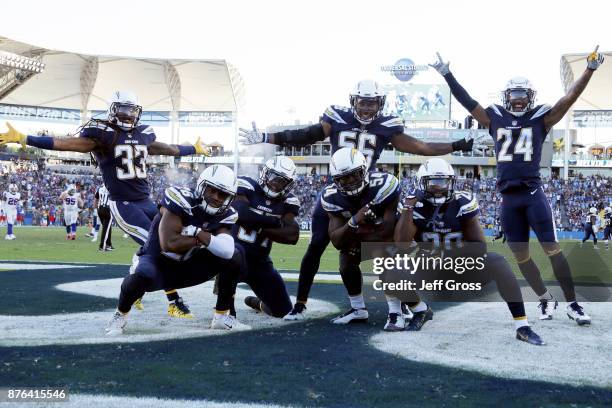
603 207 611 250
319 148 400 324
580 207 600 249
233 156 300 318
240 80 479 320
0 90 211 318
430 49 604 325
390 159 543 345
105 165 243 335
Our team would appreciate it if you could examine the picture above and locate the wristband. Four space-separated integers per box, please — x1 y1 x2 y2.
26 135 54 150
347 216 358 229
177 145 196 156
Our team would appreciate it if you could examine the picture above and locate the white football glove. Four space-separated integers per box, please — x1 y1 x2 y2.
587 45 605 70
429 52 450 76
238 122 267 145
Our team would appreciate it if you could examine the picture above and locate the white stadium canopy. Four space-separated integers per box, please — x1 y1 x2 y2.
560 50 612 110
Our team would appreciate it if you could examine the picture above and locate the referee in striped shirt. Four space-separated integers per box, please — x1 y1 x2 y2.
95 184 113 251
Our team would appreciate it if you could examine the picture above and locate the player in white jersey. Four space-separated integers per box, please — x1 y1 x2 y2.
3 183 20 240
59 184 83 240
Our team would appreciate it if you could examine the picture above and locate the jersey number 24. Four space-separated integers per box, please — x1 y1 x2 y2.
497 127 532 162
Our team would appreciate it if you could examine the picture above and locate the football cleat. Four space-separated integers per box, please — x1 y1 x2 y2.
105 311 127 335
284 302 307 321
168 298 193 318
244 296 264 312
401 302 414 320
538 297 558 320
91 236 98 242
516 326 545 345
133 297 144 311
383 313 405 332
5 234 15 240
330 308 368 324
85 233 93 237
406 306 433 331
567 302 591 325
211 312 237 330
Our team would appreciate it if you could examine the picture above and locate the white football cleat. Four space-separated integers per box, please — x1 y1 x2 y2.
538 297 558 320
330 308 368 324
567 302 591 325
105 311 127 336
210 313 237 330
383 313 405 332
283 303 306 321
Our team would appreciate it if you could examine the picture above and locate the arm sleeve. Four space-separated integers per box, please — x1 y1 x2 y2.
443 72 479 112
269 124 326 147
206 233 235 259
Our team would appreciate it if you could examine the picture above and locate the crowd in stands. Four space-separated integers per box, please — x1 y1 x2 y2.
1 158 610 232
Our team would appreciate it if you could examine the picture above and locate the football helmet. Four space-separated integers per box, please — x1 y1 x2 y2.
195 165 238 215
589 207 597 215
604 206 611 215
259 156 296 199
329 147 369 196
107 90 142 130
66 184 76 195
8 183 17 193
502 77 536 116
416 158 456 206
349 79 386 124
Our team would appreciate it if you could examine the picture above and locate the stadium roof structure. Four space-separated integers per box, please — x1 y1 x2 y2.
560 50 612 110
0 36 245 113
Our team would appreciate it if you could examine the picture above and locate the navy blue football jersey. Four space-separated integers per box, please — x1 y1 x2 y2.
485 104 551 193
142 186 238 260
233 176 300 256
411 192 479 253
605 214 611 228
321 172 399 221
322 105 404 170
80 121 156 201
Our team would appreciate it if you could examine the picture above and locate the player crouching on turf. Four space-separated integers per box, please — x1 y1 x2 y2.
233 156 300 318
386 158 544 345
106 165 244 335
322 147 400 324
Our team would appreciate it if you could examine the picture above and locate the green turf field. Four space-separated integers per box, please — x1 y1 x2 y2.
1 227 610 284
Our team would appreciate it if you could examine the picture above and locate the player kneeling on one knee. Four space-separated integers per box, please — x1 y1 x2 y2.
387 158 544 345
106 165 244 335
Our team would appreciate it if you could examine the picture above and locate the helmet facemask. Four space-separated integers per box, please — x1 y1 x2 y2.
503 88 535 116
419 175 455 206
109 102 142 130
350 95 385 125
198 182 235 215
332 166 368 196
260 167 295 199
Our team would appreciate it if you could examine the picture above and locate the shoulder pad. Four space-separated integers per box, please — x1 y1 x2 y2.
285 195 300 207
486 104 504 117
137 124 155 134
530 104 552 120
218 208 239 225
84 120 112 131
323 105 349 124
237 176 257 191
455 192 479 217
320 186 343 212
371 174 399 205
164 187 194 216
378 115 404 128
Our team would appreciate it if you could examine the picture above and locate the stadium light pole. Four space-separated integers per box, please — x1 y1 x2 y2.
563 112 570 180
225 63 239 174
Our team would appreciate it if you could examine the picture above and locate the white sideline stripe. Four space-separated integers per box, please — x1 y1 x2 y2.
369 302 612 388
0 263 94 270
29 394 295 408
280 272 342 282
0 279 339 346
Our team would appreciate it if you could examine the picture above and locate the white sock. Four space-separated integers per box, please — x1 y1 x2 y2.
349 294 365 310
514 318 529 329
410 301 427 313
386 295 402 315
539 291 553 301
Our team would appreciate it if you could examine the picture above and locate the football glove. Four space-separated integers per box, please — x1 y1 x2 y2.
587 45 604 70
429 52 450 76
238 122 267 145
0 122 26 148
193 136 212 156
452 130 489 153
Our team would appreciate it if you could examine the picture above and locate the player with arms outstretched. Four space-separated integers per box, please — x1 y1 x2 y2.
2 183 20 240
0 90 211 317
430 48 604 324
240 80 479 320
